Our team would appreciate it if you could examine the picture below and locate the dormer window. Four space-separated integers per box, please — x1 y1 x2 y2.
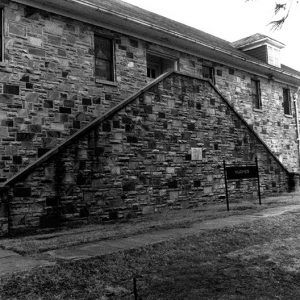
267 46 280 67
232 34 285 68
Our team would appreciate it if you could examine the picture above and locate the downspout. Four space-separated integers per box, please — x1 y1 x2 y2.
293 87 300 168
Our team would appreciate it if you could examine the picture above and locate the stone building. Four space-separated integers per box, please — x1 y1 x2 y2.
0 0 299 235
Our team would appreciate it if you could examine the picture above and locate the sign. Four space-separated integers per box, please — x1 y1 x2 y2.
223 159 261 211
226 165 258 180
191 147 202 161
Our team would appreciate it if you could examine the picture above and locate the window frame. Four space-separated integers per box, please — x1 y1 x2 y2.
251 79 262 110
146 57 161 79
267 45 280 67
94 34 115 83
146 51 177 79
0 7 4 62
202 65 215 84
283 88 292 115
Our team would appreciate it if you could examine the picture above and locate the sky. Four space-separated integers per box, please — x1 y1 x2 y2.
122 0 300 71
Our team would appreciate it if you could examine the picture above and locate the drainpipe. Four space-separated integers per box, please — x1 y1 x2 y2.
293 87 300 168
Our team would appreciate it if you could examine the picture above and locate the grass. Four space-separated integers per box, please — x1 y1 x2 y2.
1 211 300 299
0 193 298 255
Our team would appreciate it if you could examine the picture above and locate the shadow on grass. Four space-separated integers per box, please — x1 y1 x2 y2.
1 213 300 299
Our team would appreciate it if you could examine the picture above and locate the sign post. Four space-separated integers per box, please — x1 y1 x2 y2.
223 160 230 211
255 157 261 205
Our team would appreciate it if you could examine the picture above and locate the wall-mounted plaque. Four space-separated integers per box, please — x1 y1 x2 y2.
191 147 202 161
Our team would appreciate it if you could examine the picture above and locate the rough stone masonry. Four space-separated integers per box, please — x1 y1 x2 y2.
0 73 289 236
0 1 297 235
0 1 297 183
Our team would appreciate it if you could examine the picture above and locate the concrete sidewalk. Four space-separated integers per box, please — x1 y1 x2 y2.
1 202 300 276
46 204 300 260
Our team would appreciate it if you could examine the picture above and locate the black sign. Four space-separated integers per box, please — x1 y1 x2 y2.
226 166 258 180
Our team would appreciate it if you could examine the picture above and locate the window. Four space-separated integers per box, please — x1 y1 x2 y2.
228 68 234 75
146 53 176 79
0 8 3 61
202 66 215 84
267 45 280 67
251 79 262 109
283 88 291 115
94 35 114 81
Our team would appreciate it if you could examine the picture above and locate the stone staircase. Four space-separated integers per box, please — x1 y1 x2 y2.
0 71 293 236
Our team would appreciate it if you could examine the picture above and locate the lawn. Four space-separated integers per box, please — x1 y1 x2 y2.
1 211 300 299
0 194 298 256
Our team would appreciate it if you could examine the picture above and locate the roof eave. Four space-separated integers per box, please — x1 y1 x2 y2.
234 37 285 50
13 0 300 87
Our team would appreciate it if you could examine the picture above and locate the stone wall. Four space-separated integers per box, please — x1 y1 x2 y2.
179 54 299 172
0 73 289 235
0 187 8 235
0 1 297 182
0 1 148 180
215 68 298 173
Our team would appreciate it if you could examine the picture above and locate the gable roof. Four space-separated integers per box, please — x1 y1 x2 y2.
232 33 285 49
76 0 273 63
85 0 246 56
15 0 300 85
281 64 300 78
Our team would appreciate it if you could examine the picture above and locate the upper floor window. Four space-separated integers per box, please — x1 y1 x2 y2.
251 79 262 109
0 8 3 61
267 45 280 68
283 88 291 115
202 66 215 84
94 35 114 82
146 52 176 79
